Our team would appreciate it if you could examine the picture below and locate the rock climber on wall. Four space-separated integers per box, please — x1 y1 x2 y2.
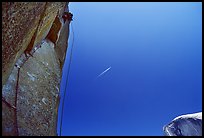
62 12 73 23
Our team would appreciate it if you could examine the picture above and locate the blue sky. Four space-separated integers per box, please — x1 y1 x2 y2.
57 2 202 136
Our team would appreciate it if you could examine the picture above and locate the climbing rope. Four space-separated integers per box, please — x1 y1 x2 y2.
2 97 16 110
3 3 72 135
14 67 20 135
59 20 75 136
14 44 42 136
2 39 44 136
2 3 59 135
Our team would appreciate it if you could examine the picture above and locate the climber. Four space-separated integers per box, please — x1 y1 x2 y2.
62 12 73 23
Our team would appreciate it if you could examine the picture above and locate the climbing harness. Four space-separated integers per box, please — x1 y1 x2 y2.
59 19 75 136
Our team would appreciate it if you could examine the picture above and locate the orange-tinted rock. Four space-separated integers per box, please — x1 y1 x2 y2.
2 2 66 87
2 2 70 136
55 20 70 69
46 15 62 45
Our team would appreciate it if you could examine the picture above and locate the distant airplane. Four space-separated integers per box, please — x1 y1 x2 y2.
97 67 111 78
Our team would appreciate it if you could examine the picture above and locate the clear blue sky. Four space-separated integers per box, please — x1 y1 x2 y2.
57 2 202 136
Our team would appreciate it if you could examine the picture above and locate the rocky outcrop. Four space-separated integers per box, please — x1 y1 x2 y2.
2 2 71 136
163 112 202 136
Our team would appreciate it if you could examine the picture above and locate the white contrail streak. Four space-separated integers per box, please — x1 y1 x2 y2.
97 67 111 78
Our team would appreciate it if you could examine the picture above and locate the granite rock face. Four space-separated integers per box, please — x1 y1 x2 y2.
2 2 66 87
163 112 202 136
2 2 70 136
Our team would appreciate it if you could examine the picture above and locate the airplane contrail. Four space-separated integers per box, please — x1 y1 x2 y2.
97 67 111 78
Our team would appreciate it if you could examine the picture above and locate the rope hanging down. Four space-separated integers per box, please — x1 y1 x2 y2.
2 97 16 110
59 20 75 136
2 39 43 136
14 67 20 135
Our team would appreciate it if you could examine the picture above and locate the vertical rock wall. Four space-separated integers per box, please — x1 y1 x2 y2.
2 2 70 136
